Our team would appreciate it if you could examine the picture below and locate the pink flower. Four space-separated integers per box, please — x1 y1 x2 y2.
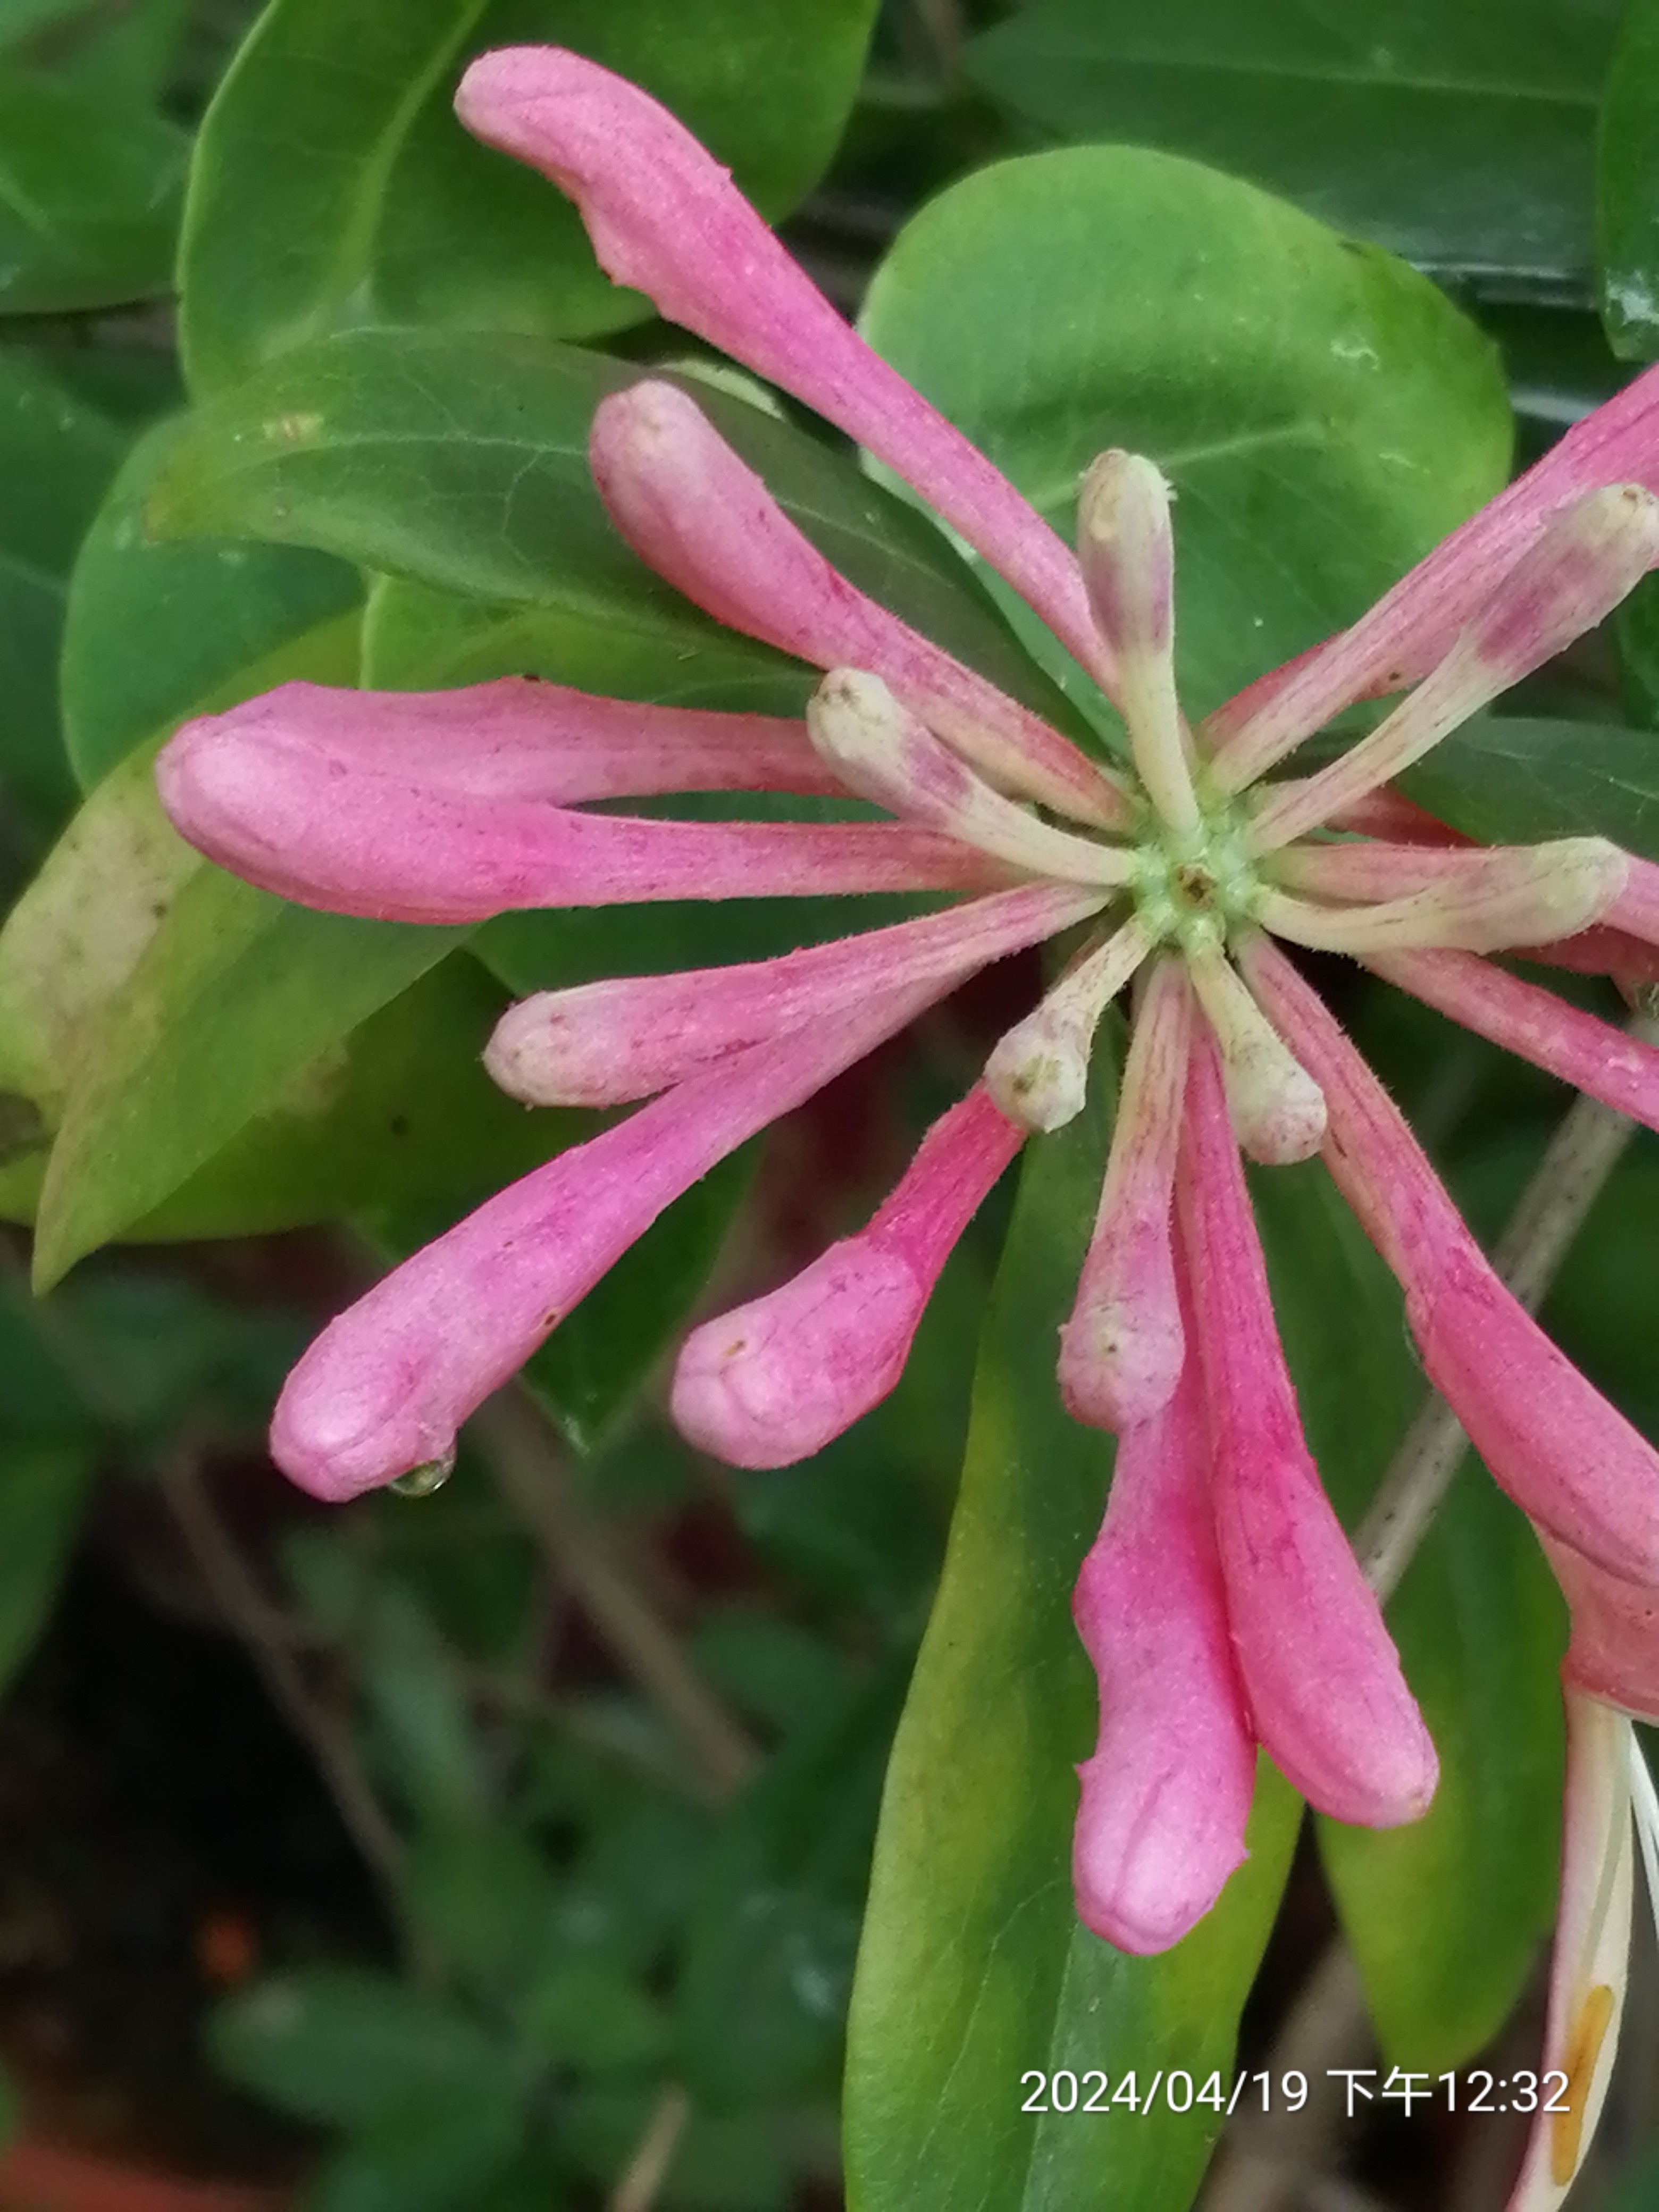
156 47 1659 1967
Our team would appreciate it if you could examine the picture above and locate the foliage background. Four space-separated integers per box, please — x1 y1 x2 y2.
0 1 1656 2207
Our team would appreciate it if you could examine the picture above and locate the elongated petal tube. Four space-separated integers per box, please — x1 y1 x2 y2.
162 678 839 803
1246 934 1659 1583
1072 1341 1257 1953
488 882 1105 1108
455 45 1113 692
590 384 1129 827
1365 948 1659 1136
272 975 952 1500
1060 958 1193 1430
672 1085 1022 1466
157 722 1002 922
1176 1027 1438 1828
1545 1538 1659 1724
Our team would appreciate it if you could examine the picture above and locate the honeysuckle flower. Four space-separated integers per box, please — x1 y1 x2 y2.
1503 1694 1659 2211
155 46 1659 1964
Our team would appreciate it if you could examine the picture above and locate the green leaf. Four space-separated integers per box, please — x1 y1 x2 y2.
134 948 584 1246
859 144 1512 721
678 1662 907 2108
311 2077 526 2212
844 1056 1302 2212
1249 1161 1565 2077
0 1443 94 1694
146 328 1080 736
62 413 363 789
179 0 879 394
0 740 199 1151
403 1821 561 2000
363 571 807 717
31 871 469 1285
210 1968 508 2128
1401 714 1659 862
1599 0 1659 358
0 65 186 313
0 350 125 841
966 0 1620 291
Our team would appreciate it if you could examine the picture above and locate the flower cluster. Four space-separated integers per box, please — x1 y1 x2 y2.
154 47 1659 2202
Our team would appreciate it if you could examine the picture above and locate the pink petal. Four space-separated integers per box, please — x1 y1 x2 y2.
1245 933 1659 1583
486 881 1103 1106
1511 924 1659 985
1071 1341 1257 1954
1176 1024 1438 1828
1365 946 1659 1135
1259 840 1628 957
671 1085 1021 1468
1207 365 1659 756
165 679 839 803
1059 957 1193 1431
1545 1537 1659 1724
271 973 950 1501
589 383 1129 828
157 717 1002 923
454 46 1111 690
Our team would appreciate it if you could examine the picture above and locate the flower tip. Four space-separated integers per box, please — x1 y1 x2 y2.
983 1020 1088 1133
671 1244 923 1469
1071 1754 1249 1955
155 711 273 863
590 376 701 470
1058 1305 1185 1433
270 1367 454 1506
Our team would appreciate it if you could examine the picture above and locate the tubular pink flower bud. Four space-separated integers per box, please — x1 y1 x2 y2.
157 715 1000 923
487 882 1106 1108
589 382 1130 828
1185 941 1326 1165
1059 957 1193 1430
1245 934 1659 1583
671 1086 1021 1467
1364 948 1659 1137
160 678 839 805
1177 1028 1438 1829
1259 839 1629 957
454 45 1115 694
1071 1343 1256 1953
272 974 951 1500
1076 451 1198 837
982 916 1153 1133
805 669 1135 884
1245 488 1659 844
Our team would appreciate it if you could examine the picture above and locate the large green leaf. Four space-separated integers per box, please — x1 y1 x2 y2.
1598 0 1659 358
179 0 879 393
0 350 125 842
62 414 363 789
859 144 1512 722
844 1051 1302 2212
31 871 471 1286
1250 1161 1565 2078
145 329 1082 736
0 64 186 312
966 0 1621 291
1401 714 1659 861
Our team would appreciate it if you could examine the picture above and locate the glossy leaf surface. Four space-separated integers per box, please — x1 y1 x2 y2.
180 0 879 392
859 144 1512 722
